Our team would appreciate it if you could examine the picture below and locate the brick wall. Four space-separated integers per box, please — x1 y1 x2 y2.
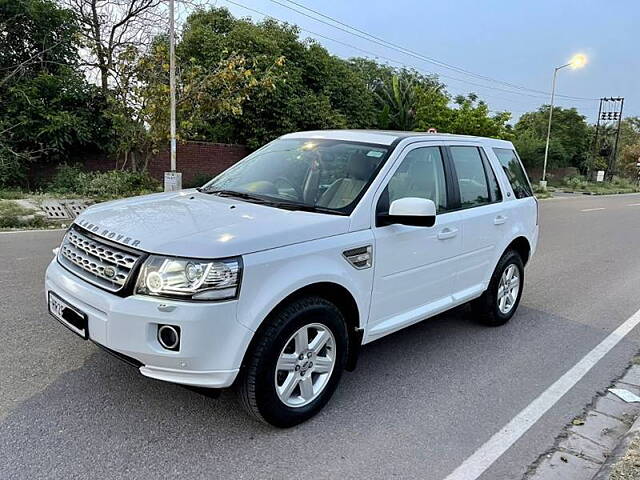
148 141 252 185
527 167 579 182
25 141 251 186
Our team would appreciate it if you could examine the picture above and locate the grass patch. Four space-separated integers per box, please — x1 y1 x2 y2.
0 188 25 200
558 175 640 195
0 200 46 229
0 200 33 217
533 184 554 199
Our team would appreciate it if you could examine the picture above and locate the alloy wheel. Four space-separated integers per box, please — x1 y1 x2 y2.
274 323 336 408
497 264 520 314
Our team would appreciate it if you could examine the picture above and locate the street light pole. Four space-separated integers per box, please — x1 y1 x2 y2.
169 0 176 173
541 63 569 189
540 54 587 189
164 0 182 192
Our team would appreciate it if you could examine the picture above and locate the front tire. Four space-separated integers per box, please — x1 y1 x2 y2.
237 296 348 428
472 250 524 326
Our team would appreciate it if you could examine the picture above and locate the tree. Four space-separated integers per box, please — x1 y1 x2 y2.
374 74 417 130
618 117 640 152
137 33 281 153
63 0 164 94
0 0 110 187
617 117 640 178
414 91 512 139
513 106 590 170
347 58 394 93
371 69 443 131
619 143 640 179
174 8 378 147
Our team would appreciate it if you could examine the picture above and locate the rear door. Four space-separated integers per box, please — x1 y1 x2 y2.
445 143 507 299
491 146 538 252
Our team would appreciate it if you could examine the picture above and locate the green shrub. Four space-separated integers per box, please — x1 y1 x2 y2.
48 164 88 194
0 188 24 199
563 175 588 190
49 164 160 198
0 145 28 188
611 177 634 189
559 174 639 195
83 170 160 197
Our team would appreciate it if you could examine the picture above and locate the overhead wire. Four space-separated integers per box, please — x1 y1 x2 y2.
218 0 600 119
271 0 599 102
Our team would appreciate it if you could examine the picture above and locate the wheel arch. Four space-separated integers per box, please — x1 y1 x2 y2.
238 282 364 378
506 236 531 265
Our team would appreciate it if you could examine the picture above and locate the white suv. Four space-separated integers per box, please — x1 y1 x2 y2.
45 130 538 427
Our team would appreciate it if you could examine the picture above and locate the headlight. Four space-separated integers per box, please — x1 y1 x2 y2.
135 255 242 301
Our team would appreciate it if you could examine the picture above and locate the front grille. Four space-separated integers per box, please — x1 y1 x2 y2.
58 227 143 293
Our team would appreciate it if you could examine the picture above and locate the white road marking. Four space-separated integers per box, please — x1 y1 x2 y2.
444 307 640 480
0 228 65 235
626 203 640 207
580 207 606 212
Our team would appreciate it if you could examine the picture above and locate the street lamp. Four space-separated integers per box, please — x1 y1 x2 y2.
540 54 587 189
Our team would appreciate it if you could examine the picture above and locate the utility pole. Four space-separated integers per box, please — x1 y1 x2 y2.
607 98 624 181
591 97 624 181
164 0 182 192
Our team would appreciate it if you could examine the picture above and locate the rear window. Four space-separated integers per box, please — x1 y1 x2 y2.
450 146 490 208
493 148 533 199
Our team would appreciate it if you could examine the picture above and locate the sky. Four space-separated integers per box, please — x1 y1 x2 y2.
211 0 639 125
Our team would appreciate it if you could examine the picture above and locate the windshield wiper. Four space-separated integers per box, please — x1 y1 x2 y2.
202 189 270 203
202 189 346 215
269 201 348 216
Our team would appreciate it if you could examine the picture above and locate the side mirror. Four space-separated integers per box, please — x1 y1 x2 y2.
378 197 437 227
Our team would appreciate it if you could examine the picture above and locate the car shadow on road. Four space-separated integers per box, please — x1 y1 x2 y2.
0 304 623 479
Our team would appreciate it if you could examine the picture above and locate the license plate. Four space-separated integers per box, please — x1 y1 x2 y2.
48 292 88 339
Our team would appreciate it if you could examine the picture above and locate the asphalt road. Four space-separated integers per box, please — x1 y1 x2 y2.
2 193 640 480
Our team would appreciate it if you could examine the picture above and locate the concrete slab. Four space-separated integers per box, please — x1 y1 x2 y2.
592 393 640 424
561 432 609 464
619 365 640 387
528 451 600 480
569 411 628 450
14 199 36 210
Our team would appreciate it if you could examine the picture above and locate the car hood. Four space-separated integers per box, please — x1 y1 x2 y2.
73 190 350 258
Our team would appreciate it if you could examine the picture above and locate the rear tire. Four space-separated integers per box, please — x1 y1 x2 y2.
471 250 524 326
237 296 348 428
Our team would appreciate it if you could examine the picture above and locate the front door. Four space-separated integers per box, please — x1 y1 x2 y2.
367 143 463 342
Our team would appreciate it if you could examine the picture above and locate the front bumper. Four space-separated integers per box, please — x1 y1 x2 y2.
45 259 254 388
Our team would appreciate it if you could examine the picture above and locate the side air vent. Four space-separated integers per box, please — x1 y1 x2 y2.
343 245 373 270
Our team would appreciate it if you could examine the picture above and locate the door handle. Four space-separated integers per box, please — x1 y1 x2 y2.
494 215 507 225
437 227 458 240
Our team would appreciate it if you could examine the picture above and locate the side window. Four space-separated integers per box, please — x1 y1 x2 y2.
493 148 533 199
449 146 490 208
484 154 503 202
378 146 447 214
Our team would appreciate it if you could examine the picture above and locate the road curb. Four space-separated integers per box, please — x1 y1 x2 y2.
0 228 67 234
592 414 640 480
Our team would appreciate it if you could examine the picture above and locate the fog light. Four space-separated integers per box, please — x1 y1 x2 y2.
158 324 180 351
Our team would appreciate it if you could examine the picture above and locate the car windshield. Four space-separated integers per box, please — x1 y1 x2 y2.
201 138 390 214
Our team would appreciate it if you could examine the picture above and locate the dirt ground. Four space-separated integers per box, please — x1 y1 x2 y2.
610 435 640 480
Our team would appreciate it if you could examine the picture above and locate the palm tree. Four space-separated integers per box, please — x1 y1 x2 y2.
374 74 417 131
